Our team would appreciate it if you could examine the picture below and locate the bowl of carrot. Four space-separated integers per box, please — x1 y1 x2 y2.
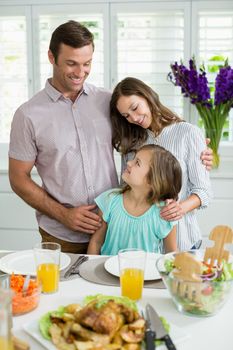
10 274 41 316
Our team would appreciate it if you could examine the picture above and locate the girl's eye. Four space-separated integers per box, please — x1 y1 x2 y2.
136 160 140 166
132 105 138 111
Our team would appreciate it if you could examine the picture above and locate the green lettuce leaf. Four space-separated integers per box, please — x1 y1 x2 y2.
39 306 65 340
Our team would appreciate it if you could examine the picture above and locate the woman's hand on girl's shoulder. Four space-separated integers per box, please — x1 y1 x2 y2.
160 199 184 221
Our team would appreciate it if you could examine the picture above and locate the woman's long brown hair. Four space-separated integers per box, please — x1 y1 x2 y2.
110 77 183 154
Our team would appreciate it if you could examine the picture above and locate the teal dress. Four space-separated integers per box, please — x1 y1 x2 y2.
95 189 176 255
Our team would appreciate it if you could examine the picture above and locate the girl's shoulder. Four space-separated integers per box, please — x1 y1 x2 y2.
95 188 120 202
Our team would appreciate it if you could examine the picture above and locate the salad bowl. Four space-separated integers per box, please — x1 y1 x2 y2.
156 250 233 317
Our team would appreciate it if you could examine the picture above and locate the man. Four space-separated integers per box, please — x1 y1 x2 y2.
9 21 118 253
9 20 212 253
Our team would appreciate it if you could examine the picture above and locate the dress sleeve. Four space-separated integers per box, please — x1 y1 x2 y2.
94 189 117 223
156 217 177 239
185 125 213 209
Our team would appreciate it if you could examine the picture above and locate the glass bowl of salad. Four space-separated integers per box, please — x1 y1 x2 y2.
156 250 233 317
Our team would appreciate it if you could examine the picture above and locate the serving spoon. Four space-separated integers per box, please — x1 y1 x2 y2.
22 275 30 296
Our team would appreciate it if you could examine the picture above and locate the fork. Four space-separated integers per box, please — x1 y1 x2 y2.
64 255 88 279
70 256 88 275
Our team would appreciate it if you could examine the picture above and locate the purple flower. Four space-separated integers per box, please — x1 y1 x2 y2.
169 58 211 107
215 66 233 105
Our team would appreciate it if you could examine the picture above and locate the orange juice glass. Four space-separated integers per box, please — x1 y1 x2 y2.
118 249 146 301
34 242 60 293
0 337 14 350
0 288 14 350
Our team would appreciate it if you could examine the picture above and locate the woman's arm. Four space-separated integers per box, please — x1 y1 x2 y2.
160 194 201 221
87 210 107 255
161 125 212 222
164 226 177 253
201 138 213 171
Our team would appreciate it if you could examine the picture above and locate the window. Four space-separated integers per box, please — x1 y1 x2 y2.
0 10 28 142
193 2 233 141
111 2 190 117
0 0 233 151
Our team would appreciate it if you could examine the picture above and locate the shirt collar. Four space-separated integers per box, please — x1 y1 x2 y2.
45 79 89 102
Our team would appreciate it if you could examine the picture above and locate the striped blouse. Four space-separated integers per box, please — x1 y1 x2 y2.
121 122 213 251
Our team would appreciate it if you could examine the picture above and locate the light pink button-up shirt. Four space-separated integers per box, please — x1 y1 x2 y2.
9 80 119 243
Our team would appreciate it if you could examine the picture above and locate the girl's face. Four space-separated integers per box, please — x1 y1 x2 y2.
122 148 152 189
116 95 152 129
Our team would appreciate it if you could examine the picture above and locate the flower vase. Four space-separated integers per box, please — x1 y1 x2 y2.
204 128 223 168
196 105 229 169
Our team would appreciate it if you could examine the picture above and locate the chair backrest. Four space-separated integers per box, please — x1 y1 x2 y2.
204 225 233 266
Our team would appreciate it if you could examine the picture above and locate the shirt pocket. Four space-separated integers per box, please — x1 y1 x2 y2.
93 119 112 145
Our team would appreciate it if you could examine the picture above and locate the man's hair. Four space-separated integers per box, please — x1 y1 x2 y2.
49 20 94 63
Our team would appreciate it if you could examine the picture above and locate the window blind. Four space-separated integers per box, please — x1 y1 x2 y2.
197 10 233 141
0 16 28 142
115 11 185 116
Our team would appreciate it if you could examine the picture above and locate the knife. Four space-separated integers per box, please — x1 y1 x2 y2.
144 308 156 350
146 304 177 350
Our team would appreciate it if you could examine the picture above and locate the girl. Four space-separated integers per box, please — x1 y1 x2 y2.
109 77 212 251
87 144 182 255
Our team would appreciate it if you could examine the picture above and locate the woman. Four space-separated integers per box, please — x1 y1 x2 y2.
110 77 212 251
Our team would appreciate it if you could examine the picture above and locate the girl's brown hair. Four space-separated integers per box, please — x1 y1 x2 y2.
121 144 182 205
110 77 183 154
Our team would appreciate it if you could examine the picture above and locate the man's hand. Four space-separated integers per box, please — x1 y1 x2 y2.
201 138 213 171
62 204 102 234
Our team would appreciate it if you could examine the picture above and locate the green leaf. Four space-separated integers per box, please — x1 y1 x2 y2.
39 306 65 340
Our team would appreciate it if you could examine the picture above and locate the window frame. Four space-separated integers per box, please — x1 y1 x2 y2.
1 0 233 169
191 0 233 157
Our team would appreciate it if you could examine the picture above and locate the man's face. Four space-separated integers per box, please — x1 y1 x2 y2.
48 43 93 98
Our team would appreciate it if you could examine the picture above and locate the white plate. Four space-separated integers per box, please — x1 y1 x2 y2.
104 253 161 281
23 316 189 350
0 250 71 276
24 320 56 350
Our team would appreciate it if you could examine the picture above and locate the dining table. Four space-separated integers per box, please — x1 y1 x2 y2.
2 253 232 350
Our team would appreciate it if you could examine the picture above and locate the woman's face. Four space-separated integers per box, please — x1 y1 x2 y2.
116 95 152 129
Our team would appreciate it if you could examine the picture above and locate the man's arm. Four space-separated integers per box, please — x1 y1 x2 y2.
9 158 101 233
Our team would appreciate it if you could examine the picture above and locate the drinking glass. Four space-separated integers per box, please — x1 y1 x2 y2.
118 248 146 300
0 274 10 289
34 242 60 293
0 287 14 350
